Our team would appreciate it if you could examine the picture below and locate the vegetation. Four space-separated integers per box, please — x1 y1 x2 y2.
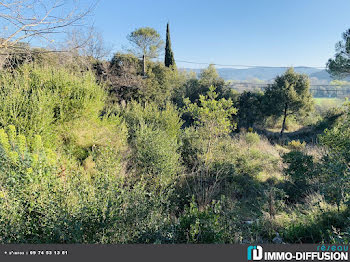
327 28 350 78
127 27 164 59
263 68 314 135
165 23 176 68
0 23 349 245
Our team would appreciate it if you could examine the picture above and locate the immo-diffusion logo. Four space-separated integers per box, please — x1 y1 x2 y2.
247 246 263 261
247 245 348 261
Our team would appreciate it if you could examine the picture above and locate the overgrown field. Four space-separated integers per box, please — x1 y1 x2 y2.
0 53 349 244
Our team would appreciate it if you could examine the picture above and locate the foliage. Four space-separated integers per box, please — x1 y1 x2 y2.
180 128 282 211
287 140 306 151
118 101 183 186
282 151 315 202
132 123 181 185
237 91 264 130
165 23 176 68
0 125 173 244
0 65 105 146
319 105 350 163
57 115 128 175
263 68 314 135
263 194 349 243
127 27 164 59
199 65 225 89
244 132 261 145
175 196 239 243
183 86 237 165
184 85 237 137
0 125 62 243
121 101 183 140
327 28 350 78
172 65 229 109
105 53 144 103
1 38 350 245
318 106 350 209
107 54 183 105
143 62 180 104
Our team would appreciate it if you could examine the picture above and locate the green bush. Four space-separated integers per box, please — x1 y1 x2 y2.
237 91 264 130
121 101 183 140
0 125 57 185
244 132 261 145
282 151 315 202
175 196 239 243
287 140 306 150
0 125 175 244
132 123 181 185
117 101 183 185
0 65 105 146
318 104 350 209
57 114 128 175
108 54 185 105
61 174 174 244
0 125 63 243
254 193 349 243
281 195 349 243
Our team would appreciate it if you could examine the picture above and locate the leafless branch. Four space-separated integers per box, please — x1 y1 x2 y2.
0 0 97 50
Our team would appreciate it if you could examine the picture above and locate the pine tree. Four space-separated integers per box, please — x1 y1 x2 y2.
263 68 314 135
164 23 175 68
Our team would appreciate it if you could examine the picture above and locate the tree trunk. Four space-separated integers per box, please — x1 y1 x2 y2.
142 54 146 76
280 104 288 136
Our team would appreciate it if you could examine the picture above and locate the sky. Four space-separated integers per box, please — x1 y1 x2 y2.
90 0 350 69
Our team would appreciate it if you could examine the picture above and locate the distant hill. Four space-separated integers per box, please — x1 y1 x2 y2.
309 70 332 81
183 67 332 82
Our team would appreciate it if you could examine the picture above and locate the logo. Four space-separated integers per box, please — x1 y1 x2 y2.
247 245 348 261
247 246 263 261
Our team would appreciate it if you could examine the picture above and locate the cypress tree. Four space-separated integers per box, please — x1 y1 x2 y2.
164 23 175 68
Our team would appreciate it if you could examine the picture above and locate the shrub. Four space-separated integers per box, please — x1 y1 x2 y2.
175 196 239 243
254 193 349 243
0 125 57 185
318 105 350 209
183 86 237 163
132 123 181 185
0 65 105 146
108 54 184 105
237 91 264 130
0 125 175 244
244 132 261 145
282 194 349 243
287 140 306 151
57 115 128 176
282 151 315 202
118 101 183 185
184 85 237 137
0 125 63 243
179 126 201 169
121 101 183 140
61 175 174 244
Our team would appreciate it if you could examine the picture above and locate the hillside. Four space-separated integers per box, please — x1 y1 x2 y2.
183 66 332 81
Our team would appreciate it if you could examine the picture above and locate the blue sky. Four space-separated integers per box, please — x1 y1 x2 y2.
92 0 350 68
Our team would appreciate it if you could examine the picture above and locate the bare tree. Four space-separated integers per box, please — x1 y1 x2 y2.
84 27 112 60
0 0 96 50
65 26 113 60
